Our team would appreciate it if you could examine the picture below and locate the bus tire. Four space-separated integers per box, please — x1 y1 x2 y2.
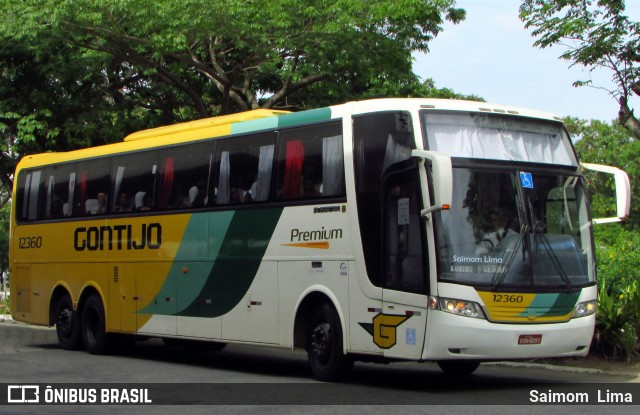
307 303 353 381
54 294 82 350
81 294 110 355
437 360 480 376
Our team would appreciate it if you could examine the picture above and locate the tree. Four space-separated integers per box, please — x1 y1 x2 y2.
0 0 466 116
520 1 640 139
565 117 640 230
0 1 470 203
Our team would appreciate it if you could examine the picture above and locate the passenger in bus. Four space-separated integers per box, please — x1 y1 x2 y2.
96 191 108 214
476 210 517 254
139 193 153 211
86 191 108 215
114 192 132 212
230 187 249 203
190 180 207 207
303 178 321 197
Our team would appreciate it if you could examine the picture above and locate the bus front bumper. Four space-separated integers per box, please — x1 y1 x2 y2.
422 310 594 361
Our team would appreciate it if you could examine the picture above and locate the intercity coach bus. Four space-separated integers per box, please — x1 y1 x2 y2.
9 99 630 380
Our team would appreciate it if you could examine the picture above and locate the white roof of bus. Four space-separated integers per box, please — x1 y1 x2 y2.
339 98 563 122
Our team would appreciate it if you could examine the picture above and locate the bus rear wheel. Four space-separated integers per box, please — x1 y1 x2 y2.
54 294 82 350
307 303 353 381
81 294 110 355
437 360 480 376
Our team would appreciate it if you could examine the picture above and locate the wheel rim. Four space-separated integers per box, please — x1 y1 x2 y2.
310 322 332 364
57 308 73 339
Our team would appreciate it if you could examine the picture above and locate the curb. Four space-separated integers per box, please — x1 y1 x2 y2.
487 361 640 379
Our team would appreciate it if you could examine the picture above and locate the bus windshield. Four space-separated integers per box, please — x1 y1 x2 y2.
433 167 594 289
421 111 594 289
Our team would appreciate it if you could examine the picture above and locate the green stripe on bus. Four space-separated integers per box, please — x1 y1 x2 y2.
276 107 332 127
138 211 235 315
177 207 283 318
541 292 580 317
518 292 579 317
231 116 280 135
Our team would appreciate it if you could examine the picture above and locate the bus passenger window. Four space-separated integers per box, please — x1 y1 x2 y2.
112 151 159 214
159 141 212 210
276 122 344 202
75 158 111 217
214 132 276 206
42 164 76 219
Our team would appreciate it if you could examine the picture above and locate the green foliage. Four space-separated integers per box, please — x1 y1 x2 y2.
520 1 640 140
0 0 466 115
0 0 470 198
567 117 640 229
594 278 640 362
0 295 9 316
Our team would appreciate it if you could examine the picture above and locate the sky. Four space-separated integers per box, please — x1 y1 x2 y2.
413 0 639 122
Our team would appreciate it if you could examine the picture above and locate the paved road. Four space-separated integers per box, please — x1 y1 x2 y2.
0 322 638 414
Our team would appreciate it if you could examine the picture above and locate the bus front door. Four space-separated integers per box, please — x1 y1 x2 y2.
381 164 429 359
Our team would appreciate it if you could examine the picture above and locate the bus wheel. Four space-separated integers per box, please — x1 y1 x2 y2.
437 360 480 376
54 294 82 350
81 295 110 355
307 303 353 381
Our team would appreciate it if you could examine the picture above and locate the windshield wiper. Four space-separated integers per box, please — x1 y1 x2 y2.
525 196 573 291
534 232 573 291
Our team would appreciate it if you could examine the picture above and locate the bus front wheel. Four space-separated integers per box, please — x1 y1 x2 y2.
81 295 110 355
437 360 480 376
307 303 353 381
54 294 82 350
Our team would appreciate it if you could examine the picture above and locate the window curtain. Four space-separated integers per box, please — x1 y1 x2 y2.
255 145 274 201
46 175 54 218
426 125 574 166
282 140 304 199
322 135 344 196
159 158 174 209
217 151 230 204
67 172 76 217
78 170 87 215
112 167 125 211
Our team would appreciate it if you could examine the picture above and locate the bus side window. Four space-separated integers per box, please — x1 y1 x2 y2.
112 151 159 213
75 159 111 216
275 122 344 201
214 132 276 206
158 141 213 210
42 164 76 219
353 111 415 288
16 170 44 221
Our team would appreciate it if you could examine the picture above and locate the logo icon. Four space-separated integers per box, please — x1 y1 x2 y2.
7 385 40 403
359 313 411 349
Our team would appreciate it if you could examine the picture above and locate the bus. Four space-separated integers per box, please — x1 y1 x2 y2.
9 99 631 380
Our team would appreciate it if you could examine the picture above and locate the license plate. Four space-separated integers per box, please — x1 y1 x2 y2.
518 334 542 345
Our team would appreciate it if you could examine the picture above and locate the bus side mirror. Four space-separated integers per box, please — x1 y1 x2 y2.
412 150 452 219
581 162 631 224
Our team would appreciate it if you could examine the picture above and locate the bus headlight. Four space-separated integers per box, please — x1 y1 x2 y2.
571 300 596 318
430 296 486 319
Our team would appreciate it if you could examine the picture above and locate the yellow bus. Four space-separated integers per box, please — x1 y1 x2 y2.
9 99 630 380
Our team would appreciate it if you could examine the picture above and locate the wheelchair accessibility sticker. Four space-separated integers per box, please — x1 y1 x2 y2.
520 172 534 189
